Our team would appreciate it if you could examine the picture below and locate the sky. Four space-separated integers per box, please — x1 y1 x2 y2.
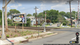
0 0 80 15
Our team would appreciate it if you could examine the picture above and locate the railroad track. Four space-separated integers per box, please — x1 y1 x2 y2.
0 26 60 30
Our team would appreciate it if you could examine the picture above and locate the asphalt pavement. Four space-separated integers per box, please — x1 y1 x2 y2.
19 28 80 45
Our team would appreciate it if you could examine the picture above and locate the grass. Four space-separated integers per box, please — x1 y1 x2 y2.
6 35 9 38
14 35 18 37
26 37 28 39
45 25 50 27
0 36 1 38
32 25 41 27
47 33 53 35
0 30 42 38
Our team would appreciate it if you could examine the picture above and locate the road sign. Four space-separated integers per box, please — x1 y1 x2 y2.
12 13 26 24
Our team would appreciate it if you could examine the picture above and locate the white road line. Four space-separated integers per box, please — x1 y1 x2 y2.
71 35 80 40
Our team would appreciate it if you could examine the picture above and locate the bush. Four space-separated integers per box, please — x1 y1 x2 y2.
26 37 28 39
63 22 66 25
31 35 33 37
0 36 1 38
6 35 9 38
14 35 18 37
24 34 26 36
11 33 13 36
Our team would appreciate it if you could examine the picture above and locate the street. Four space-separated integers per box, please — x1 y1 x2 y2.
19 28 80 45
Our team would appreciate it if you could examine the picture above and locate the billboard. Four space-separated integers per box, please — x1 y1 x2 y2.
12 13 26 24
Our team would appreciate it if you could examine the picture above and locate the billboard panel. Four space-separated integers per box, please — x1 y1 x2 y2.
12 13 26 24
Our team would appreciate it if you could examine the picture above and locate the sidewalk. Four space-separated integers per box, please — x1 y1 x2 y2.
0 32 57 45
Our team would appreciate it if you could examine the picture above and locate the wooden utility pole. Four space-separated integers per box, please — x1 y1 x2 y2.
5 0 8 32
34 6 38 27
68 0 73 27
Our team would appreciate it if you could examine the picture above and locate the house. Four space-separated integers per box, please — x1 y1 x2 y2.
26 16 44 26
26 16 36 26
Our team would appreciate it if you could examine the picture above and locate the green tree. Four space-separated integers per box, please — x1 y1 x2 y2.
33 13 36 17
7 9 20 16
25 18 31 27
27 14 32 16
59 11 66 16
45 9 59 23
37 12 43 18
0 10 2 25
57 15 64 23
7 19 15 26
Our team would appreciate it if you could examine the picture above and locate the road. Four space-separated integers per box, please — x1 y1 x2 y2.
19 28 80 45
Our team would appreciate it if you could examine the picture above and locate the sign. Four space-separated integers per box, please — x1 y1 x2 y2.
69 41 76 44
12 13 26 24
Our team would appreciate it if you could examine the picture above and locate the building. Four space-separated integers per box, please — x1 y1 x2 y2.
26 16 36 26
26 16 44 26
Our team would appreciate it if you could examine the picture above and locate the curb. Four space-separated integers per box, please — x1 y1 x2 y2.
0 32 58 45
29 33 58 42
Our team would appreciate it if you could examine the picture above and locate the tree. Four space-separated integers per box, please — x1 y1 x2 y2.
37 12 43 18
33 13 36 17
0 10 2 25
45 9 59 23
46 19 51 23
7 19 15 26
25 18 31 27
58 15 64 23
27 14 32 16
7 9 20 16
59 11 66 16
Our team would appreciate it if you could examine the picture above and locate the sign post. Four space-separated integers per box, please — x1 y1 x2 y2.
12 13 26 33
75 32 79 43
15 23 16 32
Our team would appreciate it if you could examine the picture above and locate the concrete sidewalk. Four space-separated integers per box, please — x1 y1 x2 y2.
0 32 57 45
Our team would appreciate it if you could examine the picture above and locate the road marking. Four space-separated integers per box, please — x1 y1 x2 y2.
71 36 80 40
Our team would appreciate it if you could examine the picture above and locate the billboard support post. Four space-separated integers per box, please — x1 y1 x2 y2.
15 23 16 32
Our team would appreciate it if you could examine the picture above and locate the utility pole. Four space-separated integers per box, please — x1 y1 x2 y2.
44 12 46 32
1 0 6 40
34 6 38 27
68 0 73 27
5 0 8 32
1 0 11 40
75 13 77 28
78 0 79 27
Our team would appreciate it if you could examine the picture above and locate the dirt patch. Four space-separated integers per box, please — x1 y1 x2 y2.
0 30 42 39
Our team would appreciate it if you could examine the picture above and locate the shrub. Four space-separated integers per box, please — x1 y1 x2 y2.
26 37 28 39
11 33 13 36
24 34 26 36
63 22 66 25
14 35 18 37
0 36 1 38
31 35 33 37
6 35 9 38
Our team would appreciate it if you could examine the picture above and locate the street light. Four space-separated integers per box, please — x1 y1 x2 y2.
1 0 11 40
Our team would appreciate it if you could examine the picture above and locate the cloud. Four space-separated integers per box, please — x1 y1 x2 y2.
51 2 66 9
8 7 10 10
21 7 25 9
38 0 46 11
10 0 15 4
52 0 59 3
17 2 22 6
64 8 75 12
9 2 22 9
10 5 18 9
